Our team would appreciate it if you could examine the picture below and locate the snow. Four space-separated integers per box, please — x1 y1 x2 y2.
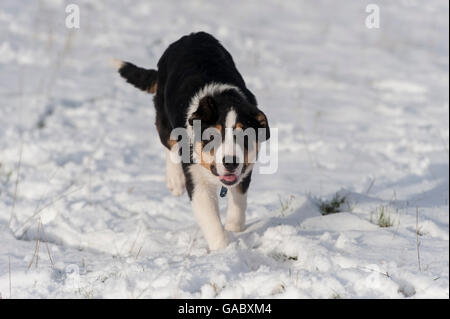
0 0 448 298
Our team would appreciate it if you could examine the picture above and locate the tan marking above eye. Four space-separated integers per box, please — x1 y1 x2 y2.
236 122 244 129
147 82 158 94
167 139 177 149
256 113 267 126
203 126 221 155
194 141 216 169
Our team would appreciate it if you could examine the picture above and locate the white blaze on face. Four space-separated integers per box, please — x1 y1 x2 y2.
215 109 244 177
224 109 237 156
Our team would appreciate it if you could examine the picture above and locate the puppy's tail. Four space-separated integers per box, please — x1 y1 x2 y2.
111 58 158 94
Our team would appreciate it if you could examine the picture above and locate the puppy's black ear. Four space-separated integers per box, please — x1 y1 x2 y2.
255 110 270 141
188 96 218 126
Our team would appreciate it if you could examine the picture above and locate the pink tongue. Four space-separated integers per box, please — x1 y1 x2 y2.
220 175 237 182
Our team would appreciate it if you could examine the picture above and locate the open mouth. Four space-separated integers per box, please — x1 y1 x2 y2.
219 174 238 185
211 166 239 186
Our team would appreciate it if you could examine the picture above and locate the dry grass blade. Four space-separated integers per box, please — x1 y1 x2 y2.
129 226 142 255
28 218 42 270
416 207 422 272
135 246 143 260
41 222 54 266
14 184 83 239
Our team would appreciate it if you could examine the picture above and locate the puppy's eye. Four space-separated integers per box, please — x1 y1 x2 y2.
202 135 214 146
203 130 221 148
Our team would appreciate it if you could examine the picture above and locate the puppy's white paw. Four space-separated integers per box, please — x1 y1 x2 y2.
208 232 229 251
225 222 245 233
166 163 185 196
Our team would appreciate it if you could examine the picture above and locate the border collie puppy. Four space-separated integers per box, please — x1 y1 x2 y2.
115 32 269 250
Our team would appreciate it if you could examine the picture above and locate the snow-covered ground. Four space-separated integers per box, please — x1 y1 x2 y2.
0 0 448 298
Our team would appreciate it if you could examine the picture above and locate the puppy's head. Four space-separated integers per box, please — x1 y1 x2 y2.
188 88 269 187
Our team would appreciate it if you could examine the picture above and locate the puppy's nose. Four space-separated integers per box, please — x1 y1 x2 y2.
223 156 239 171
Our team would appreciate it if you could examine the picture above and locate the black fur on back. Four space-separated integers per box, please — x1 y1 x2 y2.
117 32 268 199
156 32 257 128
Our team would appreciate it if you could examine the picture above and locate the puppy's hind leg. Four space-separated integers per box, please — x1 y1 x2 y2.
165 147 186 196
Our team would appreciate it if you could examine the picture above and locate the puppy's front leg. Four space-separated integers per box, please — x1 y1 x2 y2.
165 148 186 196
225 186 247 232
191 182 228 250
